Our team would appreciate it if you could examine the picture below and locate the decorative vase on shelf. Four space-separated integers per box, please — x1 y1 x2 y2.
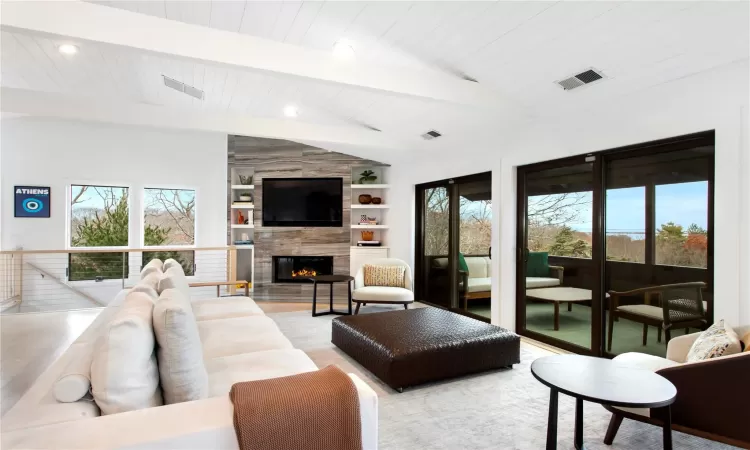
358 194 372 204
239 175 253 185
371 197 382 205
361 231 374 241
237 210 245 225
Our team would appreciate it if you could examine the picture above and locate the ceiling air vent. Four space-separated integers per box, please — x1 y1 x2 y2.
421 130 442 140
556 68 605 91
162 75 204 100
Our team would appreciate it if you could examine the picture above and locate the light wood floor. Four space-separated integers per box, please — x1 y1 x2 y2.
0 301 558 417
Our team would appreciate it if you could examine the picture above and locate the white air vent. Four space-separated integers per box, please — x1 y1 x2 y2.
162 75 204 100
421 130 442 140
556 68 605 91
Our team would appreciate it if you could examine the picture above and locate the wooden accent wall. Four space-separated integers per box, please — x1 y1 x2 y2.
228 136 387 301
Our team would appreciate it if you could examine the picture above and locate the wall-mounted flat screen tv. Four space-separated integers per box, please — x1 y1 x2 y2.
262 178 343 227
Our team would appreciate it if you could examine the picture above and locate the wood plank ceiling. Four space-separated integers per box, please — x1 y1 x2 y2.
1 1 748 150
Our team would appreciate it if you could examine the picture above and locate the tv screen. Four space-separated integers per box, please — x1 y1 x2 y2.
262 178 343 227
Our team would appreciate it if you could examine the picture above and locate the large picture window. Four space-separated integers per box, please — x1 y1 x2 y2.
655 181 708 268
69 185 129 281
142 188 196 275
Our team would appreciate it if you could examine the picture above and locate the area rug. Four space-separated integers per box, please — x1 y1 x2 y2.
269 307 736 450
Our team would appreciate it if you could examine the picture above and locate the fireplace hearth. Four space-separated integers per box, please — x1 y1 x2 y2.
272 256 333 283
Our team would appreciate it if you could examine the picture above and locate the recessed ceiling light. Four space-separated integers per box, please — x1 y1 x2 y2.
58 44 79 55
283 105 299 118
333 39 355 59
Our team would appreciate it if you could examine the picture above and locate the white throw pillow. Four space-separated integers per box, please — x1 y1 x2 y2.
91 291 163 414
158 266 191 302
54 344 94 403
686 320 742 362
140 259 163 279
163 258 182 271
153 288 208 404
138 272 163 295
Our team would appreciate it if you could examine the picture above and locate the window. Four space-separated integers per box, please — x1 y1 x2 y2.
655 181 708 268
143 188 196 275
528 191 593 258
605 187 646 263
69 185 129 281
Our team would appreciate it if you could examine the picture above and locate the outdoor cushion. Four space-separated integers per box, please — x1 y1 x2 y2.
467 278 491 293
525 277 560 289
617 304 663 320
527 252 549 278
458 253 469 273
465 256 490 278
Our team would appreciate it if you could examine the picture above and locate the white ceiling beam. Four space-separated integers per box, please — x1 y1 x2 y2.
0 87 412 151
0 1 507 109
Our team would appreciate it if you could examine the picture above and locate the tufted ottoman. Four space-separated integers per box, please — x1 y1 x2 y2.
332 307 520 391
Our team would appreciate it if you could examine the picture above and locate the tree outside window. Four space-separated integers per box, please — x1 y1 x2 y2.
69 185 129 281
142 188 196 275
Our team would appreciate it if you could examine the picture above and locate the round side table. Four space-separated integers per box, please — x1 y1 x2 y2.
308 275 354 317
531 354 676 450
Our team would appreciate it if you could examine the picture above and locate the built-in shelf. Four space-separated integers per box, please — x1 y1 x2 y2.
351 225 389 229
351 204 389 209
233 244 255 249
351 184 390 189
231 224 255 229
231 185 255 190
231 205 255 209
350 246 389 249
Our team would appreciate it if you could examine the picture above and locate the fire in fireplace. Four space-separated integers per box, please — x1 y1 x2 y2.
273 256 333 283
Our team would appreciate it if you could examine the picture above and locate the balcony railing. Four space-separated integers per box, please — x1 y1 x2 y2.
0 246 243 314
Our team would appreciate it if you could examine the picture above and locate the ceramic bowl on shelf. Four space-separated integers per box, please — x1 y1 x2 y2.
239 194 253 201
371 197 382 205
358 194 372 204
361 231 375 241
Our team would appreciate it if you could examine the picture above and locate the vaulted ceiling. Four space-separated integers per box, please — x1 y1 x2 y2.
1 1 748 162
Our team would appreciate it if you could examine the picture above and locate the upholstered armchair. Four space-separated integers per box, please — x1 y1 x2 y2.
604 325 750 447
352 258 414 314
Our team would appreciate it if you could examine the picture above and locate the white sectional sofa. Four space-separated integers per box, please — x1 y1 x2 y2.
1 260 378 449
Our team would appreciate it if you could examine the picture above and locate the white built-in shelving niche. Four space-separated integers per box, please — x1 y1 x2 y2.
351 166 389 247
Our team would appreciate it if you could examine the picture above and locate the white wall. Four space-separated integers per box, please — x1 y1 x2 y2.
389 59 750 330
1 118 228 311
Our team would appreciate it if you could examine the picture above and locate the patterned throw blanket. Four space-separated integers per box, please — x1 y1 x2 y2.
229 365 362 450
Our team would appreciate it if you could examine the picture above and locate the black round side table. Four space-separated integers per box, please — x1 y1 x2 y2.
308 275 354 317
531 354 677 450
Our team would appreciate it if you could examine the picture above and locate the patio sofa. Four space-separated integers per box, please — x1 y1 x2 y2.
526 251 564 289
1 259 378 449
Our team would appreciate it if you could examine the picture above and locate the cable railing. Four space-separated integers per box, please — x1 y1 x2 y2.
0 246 243 314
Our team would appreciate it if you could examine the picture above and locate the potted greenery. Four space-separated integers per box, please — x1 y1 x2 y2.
359 169 378 184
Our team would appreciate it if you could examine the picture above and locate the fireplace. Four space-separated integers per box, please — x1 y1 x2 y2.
272 256 333 283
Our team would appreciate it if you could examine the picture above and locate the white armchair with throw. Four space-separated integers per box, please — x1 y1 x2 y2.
353 258 414 314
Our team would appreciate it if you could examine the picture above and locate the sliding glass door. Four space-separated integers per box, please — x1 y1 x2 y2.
518 159 600 354
415 172 492 321
516 132 714 357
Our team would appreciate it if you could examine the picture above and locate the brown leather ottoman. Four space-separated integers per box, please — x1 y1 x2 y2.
332 307 520 391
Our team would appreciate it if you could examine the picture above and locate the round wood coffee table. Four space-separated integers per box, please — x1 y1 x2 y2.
308 275 354 317
531 355 676 450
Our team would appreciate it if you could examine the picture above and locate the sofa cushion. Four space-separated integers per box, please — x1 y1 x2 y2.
613 352 681 372
527 252 549 278
467 277 491 293
742 331 750 352
154 288 209 404
138 272 163 294
686 320 742 362
191 297 264 321
352 286 414 302
525 277 560 289
91 291 163 415
53 343 95 403
140 259 163 279
363 264 405 288
197 316 293 359
205 349 318 397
